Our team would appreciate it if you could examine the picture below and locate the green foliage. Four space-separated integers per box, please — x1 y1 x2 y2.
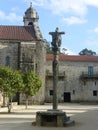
79 48 96 56
44 39 53 54
0 66 42 109
0 66 23 97
22 71 42 109
0 66 24 112
22 71 42 96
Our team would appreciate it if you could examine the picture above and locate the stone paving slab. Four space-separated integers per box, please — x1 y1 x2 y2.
0 103 98 130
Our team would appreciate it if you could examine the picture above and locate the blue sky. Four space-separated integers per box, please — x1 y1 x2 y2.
0 0 98 55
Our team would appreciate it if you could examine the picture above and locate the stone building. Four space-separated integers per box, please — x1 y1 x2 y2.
46 54 98 103
0 4 46 105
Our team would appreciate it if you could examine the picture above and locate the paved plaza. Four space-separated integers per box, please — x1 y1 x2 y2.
0 103 98 130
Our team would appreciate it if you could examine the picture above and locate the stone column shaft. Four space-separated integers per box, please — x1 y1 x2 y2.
53 53 59 110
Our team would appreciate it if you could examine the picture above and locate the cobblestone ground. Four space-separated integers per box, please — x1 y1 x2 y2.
0 103 98 130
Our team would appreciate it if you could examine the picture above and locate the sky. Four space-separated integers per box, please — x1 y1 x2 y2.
0 0 98 55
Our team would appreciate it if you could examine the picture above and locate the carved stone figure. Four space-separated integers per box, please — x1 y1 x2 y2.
49 27 65 52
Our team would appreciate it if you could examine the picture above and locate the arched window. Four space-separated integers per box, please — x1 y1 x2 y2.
28 22 33 26
5 56 10 66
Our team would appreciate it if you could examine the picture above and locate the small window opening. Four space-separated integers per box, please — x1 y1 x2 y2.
93 90 97 96
49 90 53 96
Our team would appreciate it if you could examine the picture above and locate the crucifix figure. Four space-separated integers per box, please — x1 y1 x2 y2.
49 27 65 110
49 27 65 52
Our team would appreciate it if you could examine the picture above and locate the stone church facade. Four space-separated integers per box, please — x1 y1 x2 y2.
0 4 98 105
0 4 46 105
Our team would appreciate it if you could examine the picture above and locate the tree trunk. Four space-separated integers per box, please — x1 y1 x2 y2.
3 93 6 107
25 95 28 109
8 97 12 113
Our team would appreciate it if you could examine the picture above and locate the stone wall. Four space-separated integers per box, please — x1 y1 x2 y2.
0 41 19 106
45 59 98 102
32 40 46 104
19 42 36 72
19 40 46 104
0 41 19 69
0 40 46 105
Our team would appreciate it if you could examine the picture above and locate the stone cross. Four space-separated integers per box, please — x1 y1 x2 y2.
49 27 65 53
49 27 65 110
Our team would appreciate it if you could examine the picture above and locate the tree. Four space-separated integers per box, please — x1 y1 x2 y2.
0 66 23 113
79 48 96 56
44 39 53 54
61 48 68 55
22 71 42 109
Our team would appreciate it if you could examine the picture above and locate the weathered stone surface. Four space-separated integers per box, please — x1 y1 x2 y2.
36 110 75 127
45 59 98 102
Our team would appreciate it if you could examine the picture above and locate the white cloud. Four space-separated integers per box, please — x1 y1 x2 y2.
6 13 22 22
88 27 98 34
24 0 47 6
61 47 76 55
63 16 87 25
85 0 98 7
0 11 5 19
23 0 98 26
27 0 98 16
94 27 98 33
0 10 22 23
49 0 87 16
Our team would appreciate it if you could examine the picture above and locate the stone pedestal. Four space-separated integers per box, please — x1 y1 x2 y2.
36 110 75 127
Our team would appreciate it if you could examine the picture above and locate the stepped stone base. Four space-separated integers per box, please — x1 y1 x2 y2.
36 109 75 127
